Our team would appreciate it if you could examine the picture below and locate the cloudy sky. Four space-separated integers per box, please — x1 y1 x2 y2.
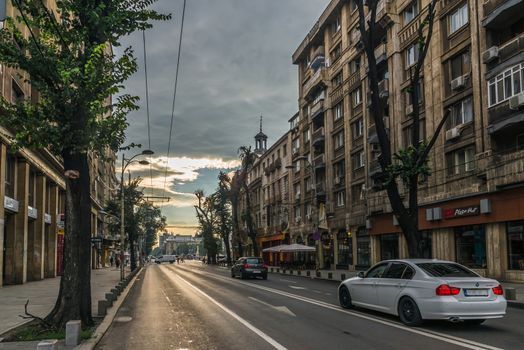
119 0 329 234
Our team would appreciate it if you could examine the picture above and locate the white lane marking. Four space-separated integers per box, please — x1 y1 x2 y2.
161 289 173 306
171 272 288 350
288 286 306 290
248 297 296 317
176 266 503 350
279 279 297 284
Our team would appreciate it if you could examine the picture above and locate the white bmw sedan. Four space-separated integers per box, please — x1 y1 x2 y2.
338 259 507 326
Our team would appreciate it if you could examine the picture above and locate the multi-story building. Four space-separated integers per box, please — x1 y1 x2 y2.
0 0 117 286
286 0 524 281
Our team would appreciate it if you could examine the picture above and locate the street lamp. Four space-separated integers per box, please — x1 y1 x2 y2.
288 155 320 270
120 149 153 280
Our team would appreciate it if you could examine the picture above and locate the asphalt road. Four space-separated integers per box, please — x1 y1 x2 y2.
96 261 524 350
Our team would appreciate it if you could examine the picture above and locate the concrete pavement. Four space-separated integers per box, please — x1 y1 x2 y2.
0 267 124 337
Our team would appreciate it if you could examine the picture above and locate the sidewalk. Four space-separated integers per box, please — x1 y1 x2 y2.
268 266 524 308
0 267 124 337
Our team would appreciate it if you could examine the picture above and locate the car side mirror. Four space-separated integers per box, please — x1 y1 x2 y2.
357 271 365 278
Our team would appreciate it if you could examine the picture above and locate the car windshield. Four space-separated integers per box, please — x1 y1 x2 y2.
246 258 262 264
416 263 478 277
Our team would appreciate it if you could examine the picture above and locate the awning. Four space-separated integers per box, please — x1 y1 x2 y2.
262 244 316 253
483 0 524 28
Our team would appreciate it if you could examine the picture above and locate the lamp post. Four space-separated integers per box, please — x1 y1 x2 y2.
120 149 154 280
289 155 320 270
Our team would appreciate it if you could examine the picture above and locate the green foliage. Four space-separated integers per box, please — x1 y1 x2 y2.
385 141 431 187
0 0 170 155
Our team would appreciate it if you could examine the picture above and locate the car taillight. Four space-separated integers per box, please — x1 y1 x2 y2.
492 285 504 295
243 263 252 268
262 264 268 269
436 284 461 296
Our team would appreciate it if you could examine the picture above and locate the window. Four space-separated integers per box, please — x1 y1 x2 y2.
294 183 301 197
353 119 363 139
380 234 399 260
403 1 418 25
351 184 363 204
353 150 365 170
349 57 361 74
11 79 24 103
331 43 342 62
349 0 357 12
447 146 475 175
449 3 468 35
305 177 312 192
5 154 15 198
383 263 408 279
507 221 524 270
488 63 524 107
334 160 345 179
450 51 471 80
334 131 344 149
332 16 341 34
28 170 36 207
455 225 486 269
351 87 362 107
304 129 310 144
336 191 345 207
406 44 419 68
417 262 478 277
283 144 287 157
420 231 432 259
402 119 426 147
294 205 301 221
365 263 388 278
350 27 361 46
332 72 343 88
334 102 344 121
406 81 423 106
292 138 300 154
337 230 353 267
450 97 473 127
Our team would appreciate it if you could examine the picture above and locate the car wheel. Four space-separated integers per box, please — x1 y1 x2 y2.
339 286 353 309
398 297 423 326
464 319 486 325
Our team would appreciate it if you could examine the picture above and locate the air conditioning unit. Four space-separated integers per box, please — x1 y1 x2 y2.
509 92 524 110
405 104 414 115
445 126 461 141
451 75 467 91
482 46 499 64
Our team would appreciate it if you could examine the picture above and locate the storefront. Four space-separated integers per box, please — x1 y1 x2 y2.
336 229 353 269
367 187 524 281
320 231 333 269
356 227 370 269
258 233 285 265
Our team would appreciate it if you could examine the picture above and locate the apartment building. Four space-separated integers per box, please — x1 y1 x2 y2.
288 0 524 281
0 1 118 286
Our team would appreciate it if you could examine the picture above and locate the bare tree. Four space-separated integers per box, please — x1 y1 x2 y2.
237 146 259 256
356 0 449 258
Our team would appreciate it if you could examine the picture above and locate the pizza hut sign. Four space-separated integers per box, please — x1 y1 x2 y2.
444 206 480 219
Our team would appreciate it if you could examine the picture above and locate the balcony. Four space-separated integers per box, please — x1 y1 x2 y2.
378 78 389 98
488 149 524 188
303 68 328 98
312 127 325 147
314 154 326 170
374 42 387 65
365 0 393 30
483 0 524 28
316 182 326 200
310 99 325 121
310 46 325 71
497 33 524 64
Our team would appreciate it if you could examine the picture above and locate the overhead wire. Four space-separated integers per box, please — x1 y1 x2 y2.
142 29 154 196
162 0 187 199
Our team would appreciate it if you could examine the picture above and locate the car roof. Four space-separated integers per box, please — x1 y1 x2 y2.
379 259 456 265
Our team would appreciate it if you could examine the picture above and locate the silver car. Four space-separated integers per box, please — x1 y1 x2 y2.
338 259 507 326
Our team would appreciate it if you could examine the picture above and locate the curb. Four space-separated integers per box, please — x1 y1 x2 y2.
507 301 524 310
268 270 349 283
75 267 143 350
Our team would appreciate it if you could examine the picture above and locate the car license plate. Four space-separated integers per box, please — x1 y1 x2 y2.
464 289 488 297
252 270 261 273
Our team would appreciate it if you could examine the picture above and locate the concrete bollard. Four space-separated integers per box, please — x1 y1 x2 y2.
298 270 302 276
328 272 333 279
37 339 58 350
105 293 114 306
505 288 517 300
98 300 108 316
306 271 311 277
341 273 346 281
65 320 81 346
316 271 321 278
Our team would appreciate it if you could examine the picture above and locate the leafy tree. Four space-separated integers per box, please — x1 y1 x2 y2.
356 0 448 258
228 170 244 259
214 171 233 264
237 146 259 256
194 190 218 263
136 202 166 257
0 0 168 327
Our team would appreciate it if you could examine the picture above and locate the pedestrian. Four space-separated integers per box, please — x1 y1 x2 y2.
116 257 120 268
110 256 114 267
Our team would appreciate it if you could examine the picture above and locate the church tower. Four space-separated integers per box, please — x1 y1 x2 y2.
254 115 267 156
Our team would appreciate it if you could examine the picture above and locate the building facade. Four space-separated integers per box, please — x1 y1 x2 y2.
238 0 524 281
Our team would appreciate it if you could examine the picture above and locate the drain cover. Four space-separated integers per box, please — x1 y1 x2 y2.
115 316 132 323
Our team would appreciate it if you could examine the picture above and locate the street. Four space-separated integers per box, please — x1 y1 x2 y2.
96 262 524 350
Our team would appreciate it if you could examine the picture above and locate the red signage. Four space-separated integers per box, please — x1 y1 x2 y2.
444 206 480 219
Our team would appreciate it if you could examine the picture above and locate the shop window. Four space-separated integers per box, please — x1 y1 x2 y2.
337 230 353 268
507 221 524 270
356 227 370 268
380 234 399 260
455 225 486 269
420 231 432 259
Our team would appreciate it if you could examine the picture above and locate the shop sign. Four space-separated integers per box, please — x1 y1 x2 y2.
4 196 19 213
28 206 38 219
444 206 480 219
44 213 52 224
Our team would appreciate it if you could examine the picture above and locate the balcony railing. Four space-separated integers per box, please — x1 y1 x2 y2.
310 99 325 120
312 127 325 146
498 33 524 64
303 68 327 97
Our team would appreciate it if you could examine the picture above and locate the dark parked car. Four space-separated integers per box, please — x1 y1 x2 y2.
231 257 267 280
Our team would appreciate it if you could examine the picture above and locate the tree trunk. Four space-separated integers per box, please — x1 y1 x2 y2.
46 151 93 329
223 235 232 265
129 230 136 271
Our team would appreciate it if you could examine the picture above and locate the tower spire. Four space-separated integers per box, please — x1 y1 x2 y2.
260 115 263 133
254 115 267 155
